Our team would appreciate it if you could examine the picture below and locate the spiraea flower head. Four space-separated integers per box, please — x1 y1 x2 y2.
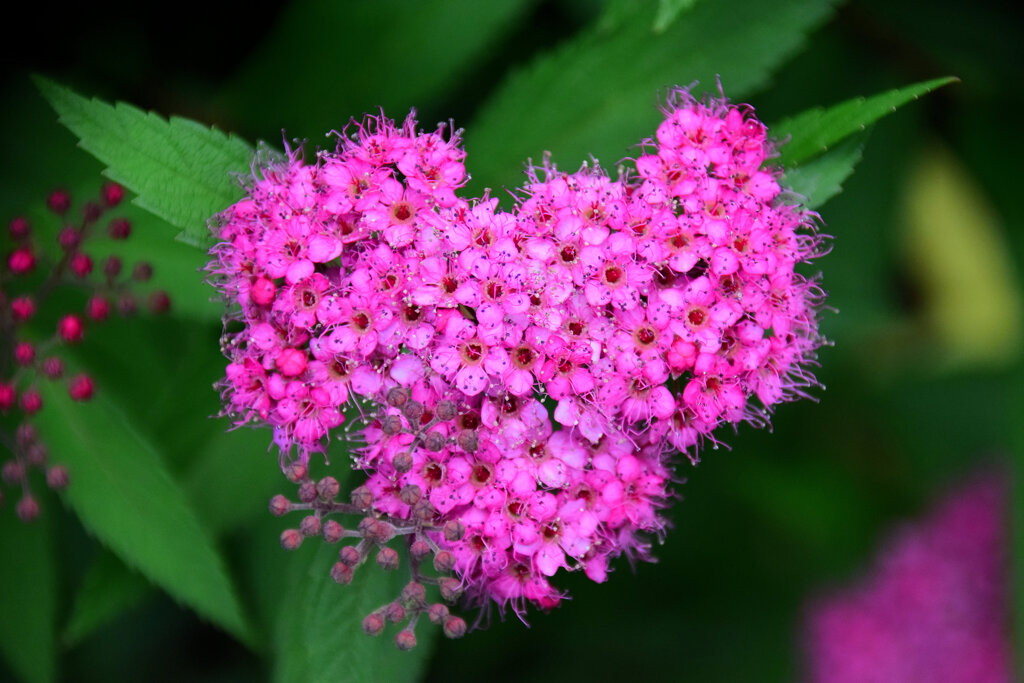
208 86 826 644
1 182 171 521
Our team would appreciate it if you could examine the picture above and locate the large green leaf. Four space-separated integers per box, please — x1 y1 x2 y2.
32 383 253 645
62 549 153 647
274 542 436 683
220 0 538 142
464 0 836 196
34 77 254 249
0 500 57 683
782 133 866 209
773 76 957 167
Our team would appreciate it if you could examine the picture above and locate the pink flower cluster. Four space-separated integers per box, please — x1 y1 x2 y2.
209 88 824 621
802 472 1011 683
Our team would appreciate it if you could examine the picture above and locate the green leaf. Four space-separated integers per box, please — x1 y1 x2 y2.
0 501 57 683
32 383 254 645
653 0 699 33
219 0 538 142
62 549 153 647
465 0 836 196
34 77 254 249
781 132 866 209
274 543 436 683
773 76 957 167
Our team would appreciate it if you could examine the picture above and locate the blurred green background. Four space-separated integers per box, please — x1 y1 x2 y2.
1 1 1021 681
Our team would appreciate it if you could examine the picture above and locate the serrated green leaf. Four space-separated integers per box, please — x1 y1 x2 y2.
782 133 866 209
274 542 435 683
62 549 153 647
0 501 57 683
774 76 957 167
653 0 699 33
219 0 537 141
31 383 254 645
465 0 836 196
34 77 254 249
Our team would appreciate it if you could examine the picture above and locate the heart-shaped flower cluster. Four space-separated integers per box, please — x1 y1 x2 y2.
209 88 824 622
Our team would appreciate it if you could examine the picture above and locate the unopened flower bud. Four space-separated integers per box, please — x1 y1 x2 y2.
15 423 37 446
8 247 35 275
108 217 131 239
394 628 417 651
338 545 361 566
435 400 457 421
376 547 399 571
330 561 354 584
391 451 413 473
46 465 69 490
385 601 406 623
300 515 322 537
58 315 85 343
423 431 447 452
47 189 71 214
82 201 102 222
11 297 35 322
412 499 437 522
380 414 403 435
350 486 372 509
70 252 93 277
14 342 35 366
269 494 292 516
0 384 15 411
9 216 30 239
250 276 275 306
285 462 308 483
280 529 303 550
103 256 122 278
41 357 64 379
362 612 385 636
316 476 340 501
457 429 479 453
68 375 94 402
399 484 422 506
385 387 408 407
58 227 80 250
401 581 426 606
439 577 462 602
20 389 43 414
101 182 124 207
433 550 455 573
2 461 25 484
297 480 317 503
427 603 449 624
402 400 424 423
25 443 47 467
87 296 110 321
117 293 137 316
410 539 431 559
16 496 40 522
148 291 171 314
442 615 467 639
443 519 466 542
321 519 344 543
132 262 153 282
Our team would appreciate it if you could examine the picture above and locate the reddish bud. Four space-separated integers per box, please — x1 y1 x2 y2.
11 297 35 322
427 603 449 624
297 480 318 503
385 386 408 407
362 612 385 636
101 182 124 207
433 550 456 573
8 247 35 275
338 545 361 566
316 476 340 501
269 494 292 516
435 400 458 421
47 189 71 214
392 451 413 473
321 519 344 543
68 374 94 401
275 348 307 377
384 601 406 623
376 547 400 571
442 616 467 639
132 262 153 281
58 315 85 343
299 515 322 537
402 400 424 423
148 291 171 314
9 216 30 239
401 581 426 605
15 423 37 446
0 383 15 411
16 496 40 522
350 485 372 509
14 341 35 366
250 277 276 306
41 357 64 379
108 217 131 239
25 443 47 467
457 429 479 453
284 462 308 483
443 519 466 542
87 296 110 321
2 461 25 484
423 431 447 451
46 465 69 490
279 528 303 550
394 629 417 651
439 578 462 602
118 293 137 316
409 539 431 560
398 484 422 506
20 389 43 414
380 414 403 435
412 499 437 522
330 561 354 584
58 227 80 250
82 201 102 222
103 256 122 278
70 252 93 277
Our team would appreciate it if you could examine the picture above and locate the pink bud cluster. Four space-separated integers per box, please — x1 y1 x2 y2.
209 88 825 636
802 472 1010 683
1 183 171 520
